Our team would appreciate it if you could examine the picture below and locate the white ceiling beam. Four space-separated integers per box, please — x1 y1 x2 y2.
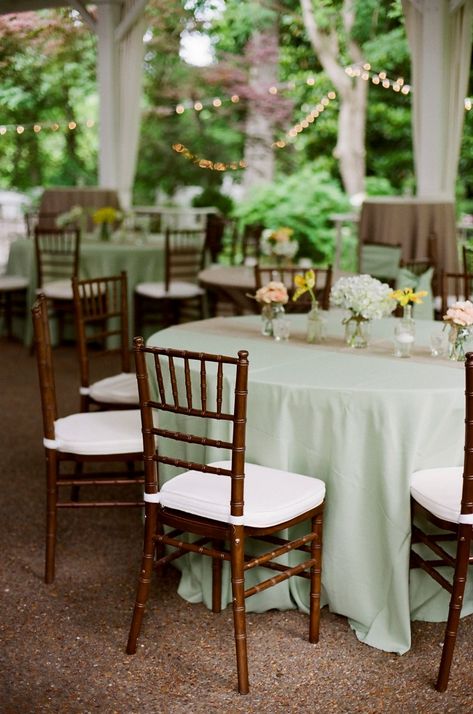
114 0 147 42
68 0 96 31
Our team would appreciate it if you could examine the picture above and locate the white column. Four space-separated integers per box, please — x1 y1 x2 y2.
97 2 121 189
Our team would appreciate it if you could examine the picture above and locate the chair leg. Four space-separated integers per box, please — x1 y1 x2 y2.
45 450 58 584
309 512 323 644
126 503 158 655
212 540 223 614
435 526 471 692
230 525 249 694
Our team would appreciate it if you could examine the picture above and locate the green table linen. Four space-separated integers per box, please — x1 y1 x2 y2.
146 310 473 654
6 236 165 343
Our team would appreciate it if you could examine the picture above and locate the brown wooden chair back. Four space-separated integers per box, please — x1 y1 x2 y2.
72 272 131 390
34 227 80 289
254 265 333 311
440 271 473 315
31 294 58 441
241 224 263 264
164 229 206 292
463 244 473 274
134 338 249 519
205 213 226 263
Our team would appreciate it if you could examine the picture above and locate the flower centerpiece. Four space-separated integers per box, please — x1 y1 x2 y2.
92 206 123 241
250 281 289 337
390 287 428 358
293 269 325 343
56 205 85 231
261 227 298 266
330 274 396 348
442 300 473 361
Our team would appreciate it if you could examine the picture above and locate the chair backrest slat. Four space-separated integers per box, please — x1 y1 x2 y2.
133 339 249 517
35 227 80 289
440 271 473 316
72 272 130 389
164 229 206 292
31 295 58 440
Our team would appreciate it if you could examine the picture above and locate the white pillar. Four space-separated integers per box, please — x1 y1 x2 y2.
97 2 121 189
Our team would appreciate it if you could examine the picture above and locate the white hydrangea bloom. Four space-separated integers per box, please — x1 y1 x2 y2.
330 274 395 320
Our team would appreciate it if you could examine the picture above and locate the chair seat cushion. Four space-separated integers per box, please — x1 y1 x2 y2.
0 275 28 291
160 460 325 528
88 372 139 405
135 281 204 300
411 466 463 523
53 409 143 455
38 280 73 300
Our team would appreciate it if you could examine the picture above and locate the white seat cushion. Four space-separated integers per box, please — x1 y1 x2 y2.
135 281 204 300
38 280 73 300
52 409 143 455
411 467 463 523
88 372 139 405
0 275 28 291
160 460 325 528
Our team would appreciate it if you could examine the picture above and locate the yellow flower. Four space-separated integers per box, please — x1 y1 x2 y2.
92 206 120 225
293 269 317 304
390 287 427 306
271 227 294 242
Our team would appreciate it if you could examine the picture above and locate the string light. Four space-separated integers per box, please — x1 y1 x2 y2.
345 63 411 95
172 143 246 172
0 118 96 136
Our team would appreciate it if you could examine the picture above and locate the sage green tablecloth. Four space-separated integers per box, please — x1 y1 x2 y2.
6 236 165 343
147 311 473 655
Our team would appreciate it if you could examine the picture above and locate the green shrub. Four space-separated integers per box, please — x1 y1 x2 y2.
232 165 351 264
192 186 234 215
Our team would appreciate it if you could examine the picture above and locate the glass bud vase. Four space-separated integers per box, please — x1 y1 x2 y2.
448 324 471 361
261 303 285 337
99 222 111 242
307 304 325 344
394 304 416 358
345 314 370 348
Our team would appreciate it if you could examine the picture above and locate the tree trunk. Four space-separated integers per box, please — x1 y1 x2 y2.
300 0 367 197
242 27 278 196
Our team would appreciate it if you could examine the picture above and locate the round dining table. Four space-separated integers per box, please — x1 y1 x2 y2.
6 235 165 343
147 310 473 655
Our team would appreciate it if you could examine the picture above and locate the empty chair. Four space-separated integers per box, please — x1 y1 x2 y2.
134 228 205 334
439 271 473 317
359 241 402 286
0 275 28 339
230 224 263 265
32 294 143 583
34 226 81 343
410 352 473 691
255 264 333 311
72 272 139 411
462 244 473 274
126 340 325 694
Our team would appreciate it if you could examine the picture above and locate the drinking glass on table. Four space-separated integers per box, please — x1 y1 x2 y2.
430 328 448 357
273 314 291 342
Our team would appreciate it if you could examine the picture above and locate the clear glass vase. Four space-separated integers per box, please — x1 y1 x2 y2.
261 303 285 337
307 304 325 344
448 324 471 361
394 304 416 358
344 314 371 348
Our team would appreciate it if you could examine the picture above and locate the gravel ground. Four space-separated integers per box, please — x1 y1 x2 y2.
0 337 471 713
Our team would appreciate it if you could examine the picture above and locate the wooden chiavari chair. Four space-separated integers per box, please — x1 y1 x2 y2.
254 264 333 311
72 272 138 412
410 352 473 691
358 241 402 287
439 271 473 317
32 294 143 583
34 226 81 344
134 228 205 334
126 340 325 694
